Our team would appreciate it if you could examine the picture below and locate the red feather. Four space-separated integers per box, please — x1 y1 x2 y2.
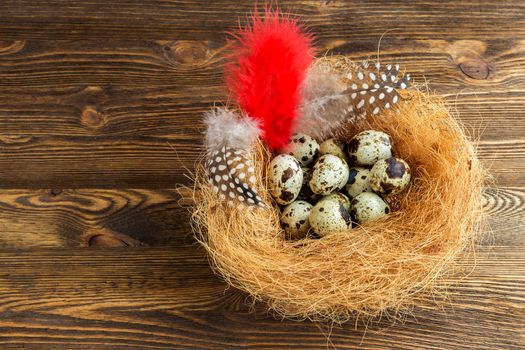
225 9 315 150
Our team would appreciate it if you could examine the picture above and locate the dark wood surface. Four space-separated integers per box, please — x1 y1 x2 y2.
0 1 523 349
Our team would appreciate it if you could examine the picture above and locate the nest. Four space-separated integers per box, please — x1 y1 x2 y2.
191 89 484 323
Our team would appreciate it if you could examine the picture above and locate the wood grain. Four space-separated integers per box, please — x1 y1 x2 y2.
0 0 524 40
0 189 189 248
0 0 523 349
0 246 522 350
0 37 524 187
0 137 521 187
0 186 520 249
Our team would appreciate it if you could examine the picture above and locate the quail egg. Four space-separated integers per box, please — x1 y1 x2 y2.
301 167 310 186
350 192 390 224
345 167 373 198
281 200 313 239
319 138 347 161
297 170 322 204
369 157 411 195
309 155 350 195
283 133 320 166
348 130 393 165
310 199 351 237
268 154 303 205
319 192 351 212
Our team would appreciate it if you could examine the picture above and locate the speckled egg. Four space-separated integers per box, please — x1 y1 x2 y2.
369 157 411 195
280 200 313 239
283 133 320 166
350 192 390 224
310 199 351 237
301 167 310 186
297 186 322 204
319 192 351 212
309 155 350 195
297 168 322 204
345 167 373 198
347 130 393 165
319 138 347 161
268 154 303 205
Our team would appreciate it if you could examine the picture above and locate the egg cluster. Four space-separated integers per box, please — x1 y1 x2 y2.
268 131 412 239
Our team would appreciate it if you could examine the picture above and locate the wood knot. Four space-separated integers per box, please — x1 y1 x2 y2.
83 86 105 94
442 40 493 80
458 59 492 80
0 40 25 55
83 228 143 248
163 40 210 65
81 106 105 129
89 234 129 247
50 188 62 196
0 135 32 144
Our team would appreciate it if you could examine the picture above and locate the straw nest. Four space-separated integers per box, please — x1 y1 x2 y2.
191 89 484 323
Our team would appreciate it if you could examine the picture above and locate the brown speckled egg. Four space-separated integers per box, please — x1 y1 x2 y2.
268 154 303 205
310 199 351 237
369 157 411 195
297 168 322 204
301 167 310 186
345 167 373 198
283 133 320 166
351 192 390 224
319 192 351 212
281 200 312 239
319 138 347 161
347 130 393 165
309 155 350 195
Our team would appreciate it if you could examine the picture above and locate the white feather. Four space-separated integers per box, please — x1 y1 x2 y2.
297 65 351 139
301 64 345 102
204 108 261 152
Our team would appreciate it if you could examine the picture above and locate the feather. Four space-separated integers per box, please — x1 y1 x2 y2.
203 108 264 207
203 107 261 152
296 64 351 139
302 63 347 102
225 9 315 150
298 59 412 139
206 146 264 207
345 61 411 118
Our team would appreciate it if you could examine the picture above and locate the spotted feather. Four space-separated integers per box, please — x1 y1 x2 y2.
206 146 264 207
344 61 411 119
298 59 412 139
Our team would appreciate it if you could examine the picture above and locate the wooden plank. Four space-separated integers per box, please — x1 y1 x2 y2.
0 136 520 187
0 0 524 40
0 186 521 248
0 78 523 140
0 36 523 187
0 189 188 248
0 245 522 350
0 38 523 140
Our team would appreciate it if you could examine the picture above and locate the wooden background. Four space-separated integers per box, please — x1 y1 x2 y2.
0 1 523 349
